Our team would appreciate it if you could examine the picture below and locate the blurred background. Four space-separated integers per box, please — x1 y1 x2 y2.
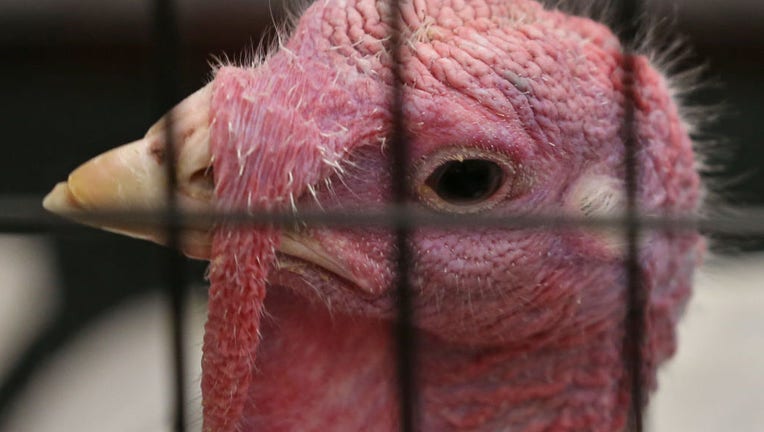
0 0 762 430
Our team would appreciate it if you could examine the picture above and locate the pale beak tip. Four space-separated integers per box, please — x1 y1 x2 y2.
43 182 80 215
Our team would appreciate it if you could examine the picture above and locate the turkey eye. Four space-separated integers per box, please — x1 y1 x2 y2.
415 148 522 214
425 159 504 204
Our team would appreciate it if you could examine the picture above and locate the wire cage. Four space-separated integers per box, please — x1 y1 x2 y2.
1 0 763 431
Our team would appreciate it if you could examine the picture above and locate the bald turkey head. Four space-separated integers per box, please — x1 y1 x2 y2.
44 0 703 430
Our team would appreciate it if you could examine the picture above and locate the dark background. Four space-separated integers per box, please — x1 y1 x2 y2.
0 0 762 425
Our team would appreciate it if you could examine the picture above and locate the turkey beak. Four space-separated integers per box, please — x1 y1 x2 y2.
43 84 215 260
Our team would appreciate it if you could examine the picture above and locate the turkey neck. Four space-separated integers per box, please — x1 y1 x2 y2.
243 287 630 432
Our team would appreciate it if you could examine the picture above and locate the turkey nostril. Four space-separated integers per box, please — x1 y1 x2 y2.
188 166 215 199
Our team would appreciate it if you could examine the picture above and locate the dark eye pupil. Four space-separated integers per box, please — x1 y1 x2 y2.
426 159 504 204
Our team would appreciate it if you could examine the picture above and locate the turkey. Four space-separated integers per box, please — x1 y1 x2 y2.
43 0 703 430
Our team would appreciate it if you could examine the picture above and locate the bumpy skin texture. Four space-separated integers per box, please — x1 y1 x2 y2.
202 0 703 431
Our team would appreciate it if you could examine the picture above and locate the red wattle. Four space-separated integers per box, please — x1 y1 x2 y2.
201 62 330 431
203 229 276 432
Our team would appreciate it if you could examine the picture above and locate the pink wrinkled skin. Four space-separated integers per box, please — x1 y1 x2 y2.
202 0 703 431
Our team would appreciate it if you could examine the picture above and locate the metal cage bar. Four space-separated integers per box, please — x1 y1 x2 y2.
152 0 188 431
615 0 647 430
389 0 419 429
3 203 764 235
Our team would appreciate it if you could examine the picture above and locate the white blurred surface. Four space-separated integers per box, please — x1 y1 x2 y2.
4 293 205 432
3 254 764 431
0 235 58 382
651 254 764 432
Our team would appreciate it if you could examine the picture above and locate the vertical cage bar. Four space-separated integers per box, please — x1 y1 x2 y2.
388 0 419 430
621 55 646 432
615 0 645 430
152 0 188 431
